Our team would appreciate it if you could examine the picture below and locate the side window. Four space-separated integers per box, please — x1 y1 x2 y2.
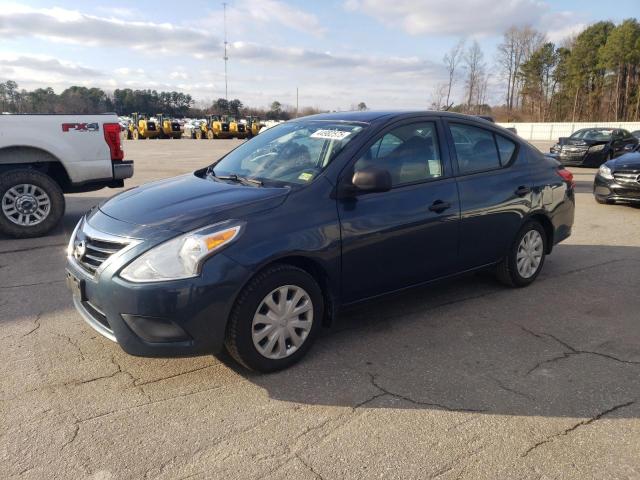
496 135 517 165
450 123 501 174
622 130 634 140
354 122 443 186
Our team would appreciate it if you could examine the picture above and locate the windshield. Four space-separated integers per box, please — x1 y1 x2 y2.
570 129 613 142
211 120 365 185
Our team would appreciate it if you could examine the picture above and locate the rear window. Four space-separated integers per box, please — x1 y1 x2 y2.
450 123 501 174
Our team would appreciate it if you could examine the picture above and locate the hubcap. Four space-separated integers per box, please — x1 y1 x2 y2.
516 230 543 279
251 285 313 360
2 184 51 226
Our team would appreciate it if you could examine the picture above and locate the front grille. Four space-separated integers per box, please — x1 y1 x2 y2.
74 231 129 275
613 171 640 185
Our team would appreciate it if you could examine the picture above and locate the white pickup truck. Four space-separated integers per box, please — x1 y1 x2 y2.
0 113 133 237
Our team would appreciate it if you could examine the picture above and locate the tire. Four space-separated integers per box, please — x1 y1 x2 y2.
225 264 324 372
495 220 547 288
195 130 203 140
206 130 214 140
132 129 139 140
0 169 65 238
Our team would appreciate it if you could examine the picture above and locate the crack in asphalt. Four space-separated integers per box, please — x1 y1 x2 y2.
295 453 325 480
21 312 42 337
0 242 67 255
521 401 636 457
55 332 86 361
0 279 65 289
367 373 486 413
61 423 80 450
133 364 219 387
488 376 536 401
517 325 640 374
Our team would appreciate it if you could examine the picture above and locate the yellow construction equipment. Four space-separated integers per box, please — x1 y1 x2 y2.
157 114 182 139
127 113 159 140
246 116 263 138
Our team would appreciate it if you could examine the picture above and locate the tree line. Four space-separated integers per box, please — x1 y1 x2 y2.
0 81 320 120
433 18 640 122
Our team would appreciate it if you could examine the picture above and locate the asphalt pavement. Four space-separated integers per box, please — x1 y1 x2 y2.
1 139 639 479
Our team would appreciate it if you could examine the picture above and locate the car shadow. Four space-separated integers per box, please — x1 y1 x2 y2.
224 244 640 418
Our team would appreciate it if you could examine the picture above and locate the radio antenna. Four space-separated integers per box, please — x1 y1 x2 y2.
223 2 229 103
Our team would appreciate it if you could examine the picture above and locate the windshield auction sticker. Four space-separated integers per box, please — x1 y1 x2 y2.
310 129 351 141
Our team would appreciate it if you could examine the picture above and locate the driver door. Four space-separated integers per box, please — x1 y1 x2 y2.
337 118 460 303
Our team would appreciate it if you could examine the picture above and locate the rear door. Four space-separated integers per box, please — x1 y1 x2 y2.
444 120 532 269
337 118 460 303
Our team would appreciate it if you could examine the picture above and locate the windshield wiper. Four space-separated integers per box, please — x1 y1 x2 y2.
210 171 263 187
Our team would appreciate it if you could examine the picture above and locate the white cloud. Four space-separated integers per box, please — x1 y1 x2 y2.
200 0 325 38
0 4 219 52
345 0 553 36
0 54 104 77
229 41 441 77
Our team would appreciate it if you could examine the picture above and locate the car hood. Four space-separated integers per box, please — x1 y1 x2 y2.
99 172 290 233
608 152 640 170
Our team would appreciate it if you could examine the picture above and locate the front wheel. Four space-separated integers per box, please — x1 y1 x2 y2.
0 170 65 238
225 264 323 372
495 221 547 287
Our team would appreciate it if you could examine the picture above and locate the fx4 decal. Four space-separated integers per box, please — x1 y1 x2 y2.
61 123 99 132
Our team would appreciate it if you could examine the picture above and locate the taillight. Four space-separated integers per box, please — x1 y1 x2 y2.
556 168 575 188
103 123 124 161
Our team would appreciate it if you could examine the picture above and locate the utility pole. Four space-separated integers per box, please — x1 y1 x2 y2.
223 2 229 103
296 87 299 118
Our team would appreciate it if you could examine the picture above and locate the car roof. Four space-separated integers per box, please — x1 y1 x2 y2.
294 110 498 124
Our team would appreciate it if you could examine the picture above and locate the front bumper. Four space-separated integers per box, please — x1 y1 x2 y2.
558 149 607 167
65 218 251 357
593 174 640 203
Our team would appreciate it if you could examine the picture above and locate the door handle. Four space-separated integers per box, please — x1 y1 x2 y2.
429 200 451 213
515 186 531 196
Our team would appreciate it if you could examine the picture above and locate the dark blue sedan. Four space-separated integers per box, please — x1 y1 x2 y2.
66 111 575 372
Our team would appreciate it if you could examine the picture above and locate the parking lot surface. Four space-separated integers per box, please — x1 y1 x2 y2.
1 139 639 479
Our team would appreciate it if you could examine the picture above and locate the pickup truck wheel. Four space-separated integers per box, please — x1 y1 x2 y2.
0 170 65 238
225 264 323 372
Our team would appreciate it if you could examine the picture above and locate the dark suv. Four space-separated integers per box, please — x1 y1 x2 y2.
66 112 575 372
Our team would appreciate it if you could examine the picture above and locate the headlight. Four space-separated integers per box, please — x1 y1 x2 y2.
598 164 613 180
589 144 606 152
120 221 244 283
67 218 83 257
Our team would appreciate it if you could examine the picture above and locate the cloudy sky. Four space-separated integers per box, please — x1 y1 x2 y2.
0 0 634 110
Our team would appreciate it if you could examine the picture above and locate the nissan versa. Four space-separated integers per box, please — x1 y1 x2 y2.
66 111 575 372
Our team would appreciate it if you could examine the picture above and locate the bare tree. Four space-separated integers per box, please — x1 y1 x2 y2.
443 40 465 109
464 41 485 111
497 26 545 111
429 83 449 110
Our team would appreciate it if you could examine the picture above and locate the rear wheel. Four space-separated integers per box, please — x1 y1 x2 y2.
132 129 140 140
195 130 203 140
495 220 547 287
225 264 323 372
0 170 65 238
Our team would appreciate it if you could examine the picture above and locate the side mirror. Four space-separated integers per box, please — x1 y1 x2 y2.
351 166 392 193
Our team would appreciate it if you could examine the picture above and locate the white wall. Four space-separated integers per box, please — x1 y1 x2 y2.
497 122 640 141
